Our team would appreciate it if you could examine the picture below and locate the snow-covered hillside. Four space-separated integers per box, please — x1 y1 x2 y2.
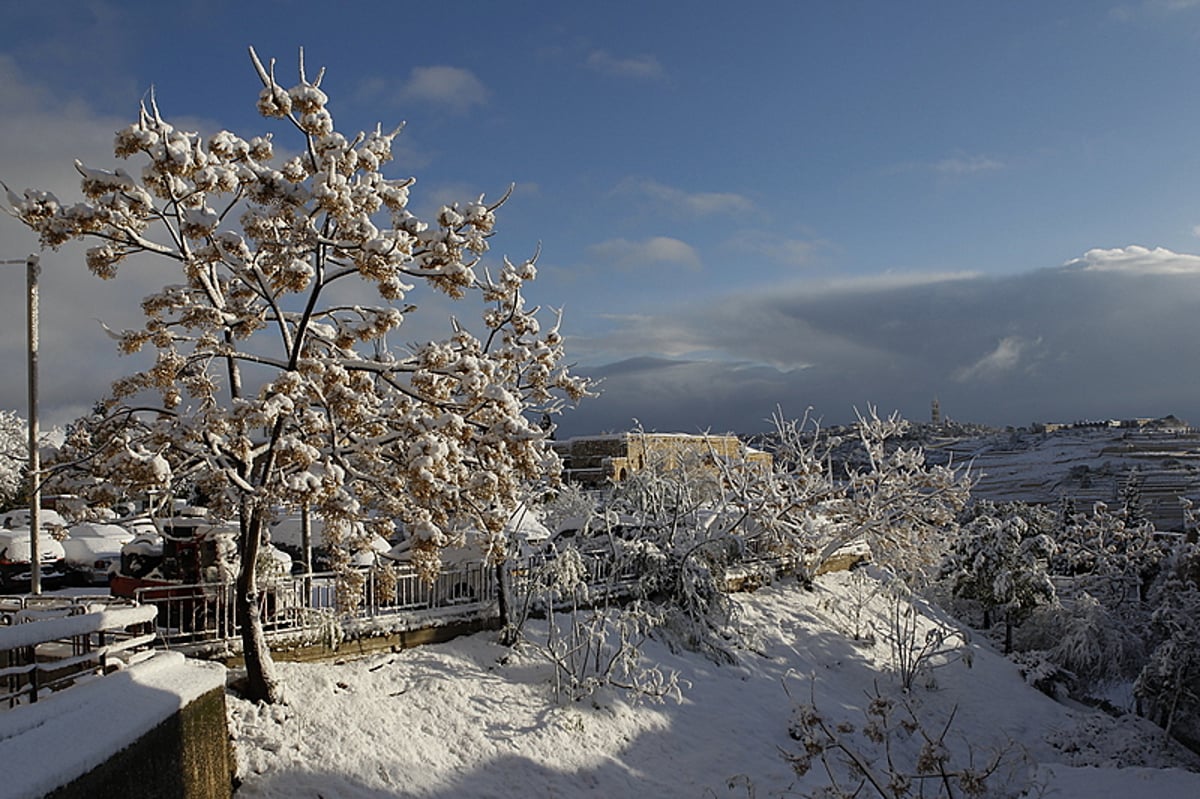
925 425 1200 532
227 570 1200 798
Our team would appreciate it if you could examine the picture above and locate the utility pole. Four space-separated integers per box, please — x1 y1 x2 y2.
27 255 40 595
1 255 40 594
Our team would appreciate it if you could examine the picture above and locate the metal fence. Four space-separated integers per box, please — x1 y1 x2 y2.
1 599 158 709
138 560 501 650
100 541 810 654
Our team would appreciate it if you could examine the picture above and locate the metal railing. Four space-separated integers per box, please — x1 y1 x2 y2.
119 541 811 653
1 599 158 709
138 560 502 649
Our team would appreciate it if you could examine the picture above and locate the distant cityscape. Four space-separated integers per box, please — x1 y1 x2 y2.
554 409 1200 534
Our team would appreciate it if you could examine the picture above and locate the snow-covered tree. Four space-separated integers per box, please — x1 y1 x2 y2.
1121 469 1148 527
1004 501 1171 697
0 410 29 510
942 507 1056 653
719 408 971 590
588 432 748 661
1054 501 1167 604
828 408 972 588
5 48 588 702
1136 529 1200 744
719 408 838 583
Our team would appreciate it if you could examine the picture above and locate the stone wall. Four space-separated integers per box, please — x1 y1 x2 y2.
553 432 772 487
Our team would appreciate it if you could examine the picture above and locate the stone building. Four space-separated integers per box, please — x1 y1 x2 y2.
551 432 772 488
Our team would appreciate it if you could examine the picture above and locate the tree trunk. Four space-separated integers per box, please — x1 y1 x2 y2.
1004 615 1014 655
236 507 280 703
496 561 517 646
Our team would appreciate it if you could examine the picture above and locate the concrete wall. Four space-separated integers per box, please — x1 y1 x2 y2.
46 686 233 799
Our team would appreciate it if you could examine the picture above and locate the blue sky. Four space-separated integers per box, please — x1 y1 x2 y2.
3 1 1200 435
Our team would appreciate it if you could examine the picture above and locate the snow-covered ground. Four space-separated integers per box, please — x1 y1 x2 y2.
227 571 1200 798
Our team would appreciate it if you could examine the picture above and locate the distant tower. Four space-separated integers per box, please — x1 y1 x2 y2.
931 398 941 426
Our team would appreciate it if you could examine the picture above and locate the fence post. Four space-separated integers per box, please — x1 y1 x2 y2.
25 644 37 704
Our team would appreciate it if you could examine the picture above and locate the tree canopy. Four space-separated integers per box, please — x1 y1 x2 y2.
4 47 589 701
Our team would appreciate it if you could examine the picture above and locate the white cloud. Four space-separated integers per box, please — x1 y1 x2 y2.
589 236 701 270
0 57 171 426
586 50 666 81
888 153 1007 177
734 233 818 268
616 178 752 215
398 66 488 113
933 155 1005 175
953 337 1036 383
1063 245 1200 274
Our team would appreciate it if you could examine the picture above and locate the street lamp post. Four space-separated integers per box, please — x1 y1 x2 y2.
3 255 40 594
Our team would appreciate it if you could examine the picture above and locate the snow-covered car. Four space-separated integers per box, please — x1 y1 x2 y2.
267 512 391 572
0 526 67 590
2 508 68 532
0 508 70 589
544 511 654 555
387 507 552 566
62 521 136 585
117 529 165 581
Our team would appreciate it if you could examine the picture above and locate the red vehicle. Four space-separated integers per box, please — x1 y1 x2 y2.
110 511 292 636
109 512 240 634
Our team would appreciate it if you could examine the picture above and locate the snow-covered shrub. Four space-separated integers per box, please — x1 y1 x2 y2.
1048 591 1148 688
514 545 682 704
784 680 1032 798
1009 649 1074 699
882 582 972 692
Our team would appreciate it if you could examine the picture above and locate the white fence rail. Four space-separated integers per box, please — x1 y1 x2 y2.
0 598 158 709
